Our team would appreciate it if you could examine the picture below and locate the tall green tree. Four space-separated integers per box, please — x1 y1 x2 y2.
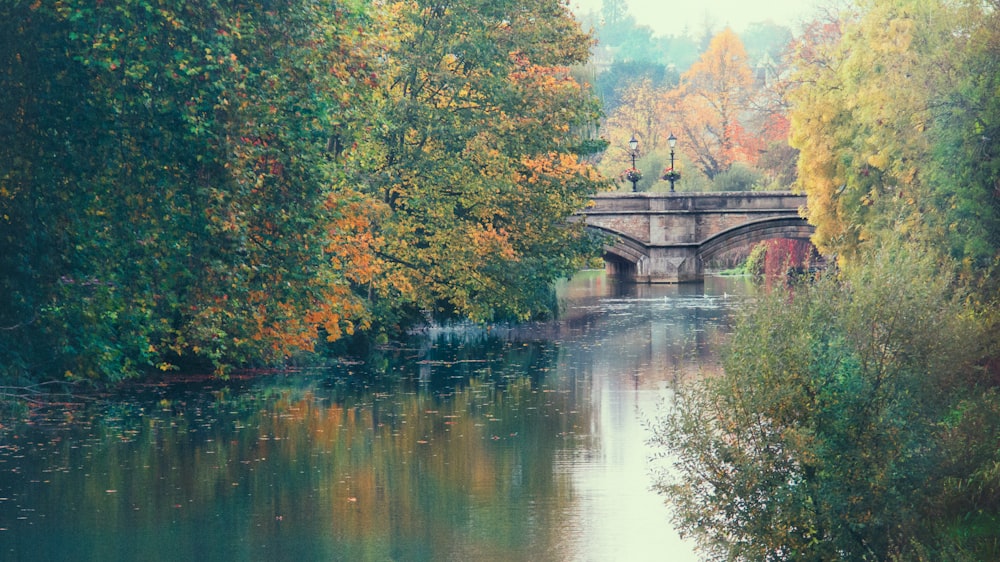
592 60 672 113
600 0 629 27
0 1 376 380
355 0 604 327
927 0 1000 278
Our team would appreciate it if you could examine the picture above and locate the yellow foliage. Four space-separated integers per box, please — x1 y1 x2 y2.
788 0 952 260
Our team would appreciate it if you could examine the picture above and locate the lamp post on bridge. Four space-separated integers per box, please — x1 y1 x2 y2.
628 134 639 192
667 132 678 192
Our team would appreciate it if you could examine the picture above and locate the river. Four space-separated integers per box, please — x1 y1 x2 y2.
0 271 754 561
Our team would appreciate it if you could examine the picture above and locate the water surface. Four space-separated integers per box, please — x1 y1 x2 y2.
0 272 753 561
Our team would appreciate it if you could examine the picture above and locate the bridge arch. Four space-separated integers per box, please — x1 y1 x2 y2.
698 217 816 263
585 225 647 278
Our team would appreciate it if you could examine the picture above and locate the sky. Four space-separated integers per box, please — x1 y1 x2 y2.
570 0 825 36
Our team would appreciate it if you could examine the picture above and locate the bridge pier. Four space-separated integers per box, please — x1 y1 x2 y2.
633 246 702 283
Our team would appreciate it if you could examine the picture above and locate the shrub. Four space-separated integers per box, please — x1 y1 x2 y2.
710 162 762 191
651 244 998 560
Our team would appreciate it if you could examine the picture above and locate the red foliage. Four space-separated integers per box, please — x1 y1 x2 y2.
763 239 813 278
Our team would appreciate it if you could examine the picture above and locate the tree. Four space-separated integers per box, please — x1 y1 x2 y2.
650 3 1000 558
585 0 664 67
592 60 672 113
659 33 704 73
605 78 671 155
752 115 799 189
354 0 604 328
739 21 794 63
601 0 629 27
926 0 1000 278
742 30 799 190
0 1 377 380
597 76 674 190
669 28 755 180
788 0 1000 274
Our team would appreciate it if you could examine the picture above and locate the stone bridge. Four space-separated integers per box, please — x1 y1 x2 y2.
577 191 814 283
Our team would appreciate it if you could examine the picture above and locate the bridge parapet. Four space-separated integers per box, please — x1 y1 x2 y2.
582 191 806 246
585 191 806 214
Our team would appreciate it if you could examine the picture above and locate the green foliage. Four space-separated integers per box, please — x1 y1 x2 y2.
593 60 673 112
0 0 608 383
0 1 376 381
925 1 1000 278
577 1 712 72
571 138 611 157
633 153 666 192
588 1 662 64
709 162 762 191
651 244 999 560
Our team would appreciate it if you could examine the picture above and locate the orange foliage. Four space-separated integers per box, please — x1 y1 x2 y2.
671 28 754 179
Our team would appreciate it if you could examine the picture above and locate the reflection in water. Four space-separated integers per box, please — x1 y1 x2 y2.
0 272 753 561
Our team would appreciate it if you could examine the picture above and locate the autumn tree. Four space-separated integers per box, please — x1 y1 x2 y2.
595 27 797 192
789 2 927 259
598 77 673 190
669 28 755 180
355 0 604 328
742 34 799 190
605 78 671 154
